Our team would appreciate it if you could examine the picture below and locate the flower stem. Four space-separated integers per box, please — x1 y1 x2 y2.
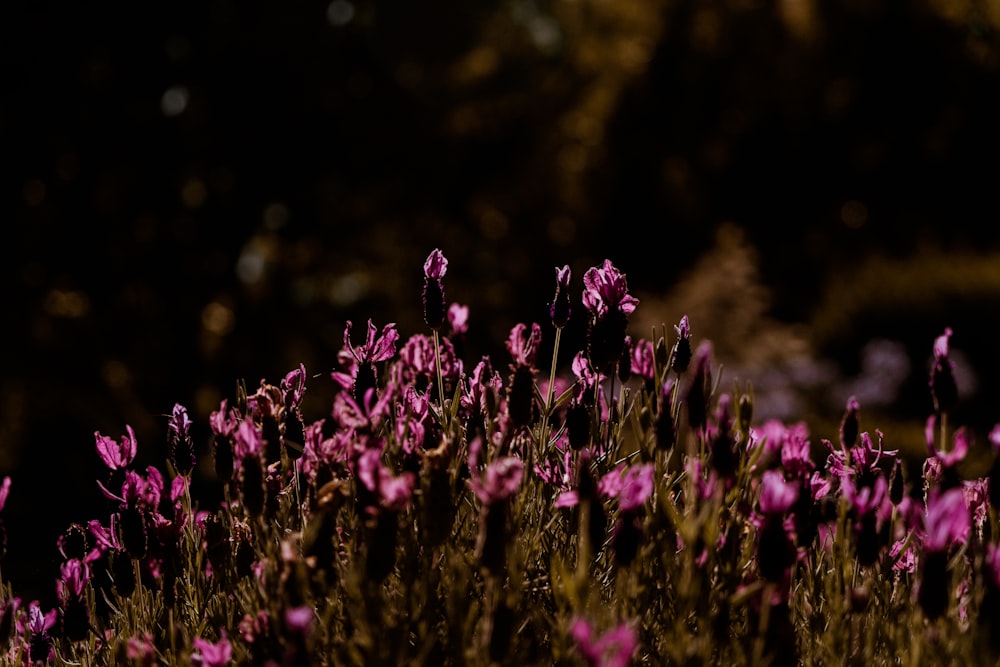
536 327 563 457
433 329 449 430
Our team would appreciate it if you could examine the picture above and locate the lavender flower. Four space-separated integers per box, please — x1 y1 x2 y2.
684 340 713 431
582 259 639 375
56 558 91 642
671 315 692 374
839 395 861 450
549 264 572 329
167 402 195 477
422 248 448 330
600 463 654 566
192 629 233 667
929 326 958 414
918 487 970 620
95 424 138 471
754 470 799 583
342 319 399 400
505 322 542 429
570 617 638 667
469 456 524 574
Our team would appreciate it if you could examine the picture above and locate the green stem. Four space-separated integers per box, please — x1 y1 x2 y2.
433 329 449 431
536 327 564 459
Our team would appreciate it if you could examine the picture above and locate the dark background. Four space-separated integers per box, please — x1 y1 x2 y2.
4 0 1000 607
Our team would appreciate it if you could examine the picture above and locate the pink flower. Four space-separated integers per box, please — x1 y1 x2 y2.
469 456 524 505
343 320 399 366
280 363 307 410
447 303 469 336
581 259 639 319
505 322 542 368
0 476 10 512
423 248 448 279
599 463 654 513
923 487 970 553
549 264 572 328
758 469 799 517
95 425 138 470
192 629 233 666
570 617 638 667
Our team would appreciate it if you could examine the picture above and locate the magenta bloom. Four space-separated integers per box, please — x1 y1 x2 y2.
582 260 639 375
599 463 654 513
759 470 799 516
570 617 638 667
923 487 970 553
192 629 233 667
356 448 416 512
505 322 542 368
423 248 448 280
95 424 138 471
167 402 196 476
839 395 861 449
919 486 971 619
343 320 399 366
423 248 448 329
582 259 639 319
447 302 469 336
469 456 524 505
233 419 264 460
925 416 970 469
549 264 572 329
280 363 307 410
0 476 10 513
929 326 958 413
672 315 692 373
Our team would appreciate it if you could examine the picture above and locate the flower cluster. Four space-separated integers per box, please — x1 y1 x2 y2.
0 251 997 666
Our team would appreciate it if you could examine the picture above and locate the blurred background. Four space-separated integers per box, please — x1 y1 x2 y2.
5 0 1000 606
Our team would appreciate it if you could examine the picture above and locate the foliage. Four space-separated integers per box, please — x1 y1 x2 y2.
1 251 999 667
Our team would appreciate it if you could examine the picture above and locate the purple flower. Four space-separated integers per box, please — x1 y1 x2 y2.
683 340 713 431
549 264 572 329
671 315 692 374
570 617 638 667
925 416 969 469
355 448 416 512
929 326 958 414
447 302 469 336
280 363 307 411
423 248 448 280
759 470 799 516
505 322 542 368
581 259 639 319
343 320 399 366
167 403 196 477
342 320 399 398
192 629 233 667
208 398 240 436
919 486 970 619
57 558 89 601
233 419 263 460
285 606 314 637
923 487 970 553
599 463 654 513
57 559 91 642
629 338 655 386
839 395 861 449
582 260 638 375
469 456 524 505
0 476 10 513
95 425 138 471
393 333 463 395
422 248 448 329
